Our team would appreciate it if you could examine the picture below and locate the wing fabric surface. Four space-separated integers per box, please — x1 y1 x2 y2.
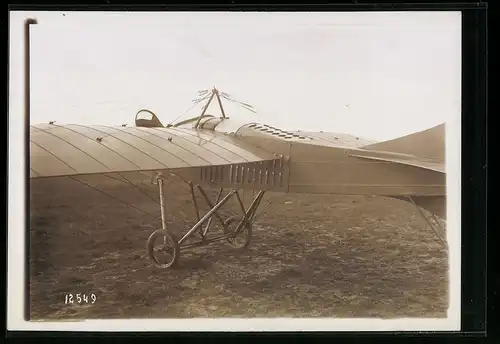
29 124 276 179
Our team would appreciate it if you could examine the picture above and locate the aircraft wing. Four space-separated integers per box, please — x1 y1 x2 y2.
29 124 278 179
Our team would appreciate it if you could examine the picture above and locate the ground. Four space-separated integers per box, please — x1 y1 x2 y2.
29 173 448 320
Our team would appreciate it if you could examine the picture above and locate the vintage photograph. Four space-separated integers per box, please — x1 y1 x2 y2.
9 11 461 331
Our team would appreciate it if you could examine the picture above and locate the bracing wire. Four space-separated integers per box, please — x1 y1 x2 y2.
101 173 161 205
166 93 212 126
68 176 162 220
168 88 258 127
220 93 257 113
68 171 264 231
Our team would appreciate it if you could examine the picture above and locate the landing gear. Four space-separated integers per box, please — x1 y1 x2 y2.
145 173 266 268
224 216 253 249
147 229 180 268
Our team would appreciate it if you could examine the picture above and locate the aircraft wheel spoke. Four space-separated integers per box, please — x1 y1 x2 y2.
146 229 180 268
224 216 253 249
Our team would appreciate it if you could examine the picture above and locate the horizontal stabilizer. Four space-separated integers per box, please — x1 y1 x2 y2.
346 150 445 173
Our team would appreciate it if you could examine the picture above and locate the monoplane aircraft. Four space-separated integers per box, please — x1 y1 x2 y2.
24 18 446 269
29 85 447 269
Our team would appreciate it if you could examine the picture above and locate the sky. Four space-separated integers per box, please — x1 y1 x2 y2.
9 11 461 141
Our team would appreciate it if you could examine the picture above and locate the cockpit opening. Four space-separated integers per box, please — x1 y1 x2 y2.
135 109 164 128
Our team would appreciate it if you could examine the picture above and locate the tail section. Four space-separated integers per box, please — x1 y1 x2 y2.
362 123 445 163
361 124 446 219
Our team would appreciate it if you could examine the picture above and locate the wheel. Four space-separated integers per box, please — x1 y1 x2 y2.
224 216 253 249
146 229 180 268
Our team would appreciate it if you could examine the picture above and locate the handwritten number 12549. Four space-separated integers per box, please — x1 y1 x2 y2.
64 293 96 304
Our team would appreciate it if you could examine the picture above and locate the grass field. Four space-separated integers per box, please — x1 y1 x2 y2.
29 173 448 320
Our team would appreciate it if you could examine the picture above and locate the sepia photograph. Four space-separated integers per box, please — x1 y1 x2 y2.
8 10 461 331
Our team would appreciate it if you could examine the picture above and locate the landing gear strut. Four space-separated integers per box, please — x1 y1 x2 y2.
146 174 266 268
